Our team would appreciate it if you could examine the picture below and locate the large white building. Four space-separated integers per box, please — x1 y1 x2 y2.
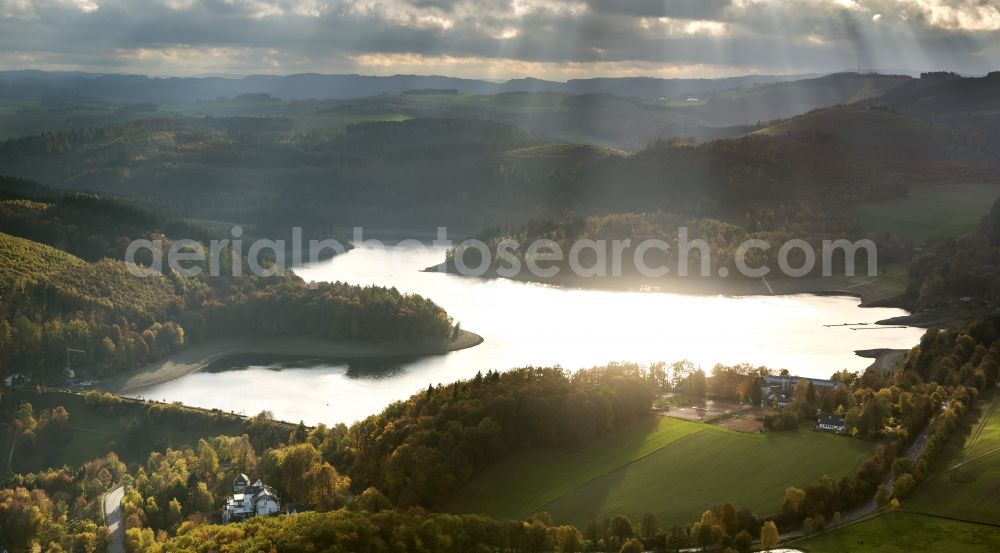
223 474 281 523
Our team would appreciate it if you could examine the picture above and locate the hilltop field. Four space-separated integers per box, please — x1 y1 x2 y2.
443 415 872 527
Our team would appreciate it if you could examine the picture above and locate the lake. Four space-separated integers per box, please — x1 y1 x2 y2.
129 242 925 425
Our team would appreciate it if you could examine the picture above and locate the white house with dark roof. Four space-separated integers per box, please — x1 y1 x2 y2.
817 412 847 433
223 475 280 523
233 473 249 493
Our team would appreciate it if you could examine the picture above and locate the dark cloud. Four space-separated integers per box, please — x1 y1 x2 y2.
404 0 470 12
584 0 733 20
0 0 996 78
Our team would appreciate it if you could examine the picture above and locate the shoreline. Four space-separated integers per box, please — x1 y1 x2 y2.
99 329 484 394
426 264 989 329
426 264 914 311
857 348 910 373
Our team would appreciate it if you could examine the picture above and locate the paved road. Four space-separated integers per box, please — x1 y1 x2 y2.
776 405 945 546
104 485 125 553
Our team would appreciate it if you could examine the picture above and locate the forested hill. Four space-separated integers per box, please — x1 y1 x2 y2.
0 70 810 102
684 72 911 126
861 71 1000 142
0 181 215 262
444 210 869 283
345 365 656 507
0 193 455 381
754 105 998 164
0 230 85 292
0 118 551 229
907 197 1000 308
3 106 995 233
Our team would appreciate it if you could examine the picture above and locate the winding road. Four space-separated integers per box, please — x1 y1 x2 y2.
103 485 125 553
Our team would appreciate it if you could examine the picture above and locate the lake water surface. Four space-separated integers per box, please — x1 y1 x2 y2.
130 243 924 425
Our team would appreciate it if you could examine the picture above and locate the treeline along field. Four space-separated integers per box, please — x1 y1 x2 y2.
1 389 285 472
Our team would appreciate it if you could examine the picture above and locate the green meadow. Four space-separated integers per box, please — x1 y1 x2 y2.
443 416 704 520
852 183 1000 244
793 512 1000 553
904 391 1000 524
445 416 872 527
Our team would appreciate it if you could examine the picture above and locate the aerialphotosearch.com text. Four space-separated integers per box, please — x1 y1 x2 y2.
125 226 878 280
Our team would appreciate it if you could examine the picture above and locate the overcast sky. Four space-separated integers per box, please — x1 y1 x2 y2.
1 0 998 79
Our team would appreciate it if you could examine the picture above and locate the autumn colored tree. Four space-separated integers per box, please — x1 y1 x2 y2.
355 487 393 513
619 538 643 553
303 462 351 511
734 530 753 553
610 515 635 540
760 520 779 549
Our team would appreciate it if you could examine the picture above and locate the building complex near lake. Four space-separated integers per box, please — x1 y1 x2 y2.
764 374 839 393
761 374 840 407
756 374 848 433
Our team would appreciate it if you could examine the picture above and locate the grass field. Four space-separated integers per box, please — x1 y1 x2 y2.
444 416 872 527
3 390 247 472
793 512 1000 553
904 391 1000 524
852 183 1000 244
443 416 705 519
962 391 1000 459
